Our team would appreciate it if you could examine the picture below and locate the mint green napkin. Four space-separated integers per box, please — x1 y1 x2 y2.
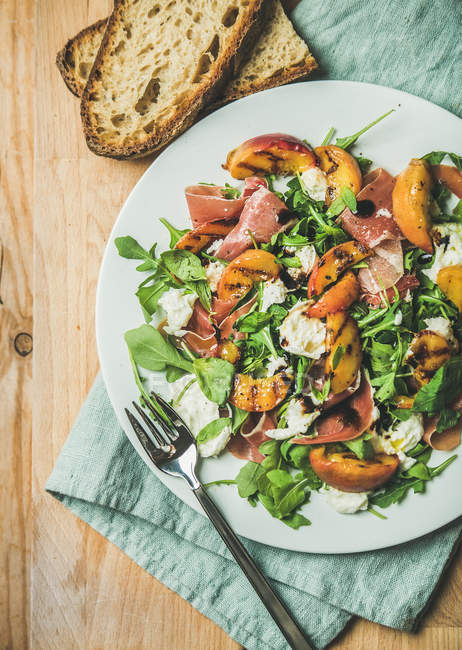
48 2 462 648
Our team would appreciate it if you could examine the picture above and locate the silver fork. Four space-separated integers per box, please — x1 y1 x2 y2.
125 392 313 650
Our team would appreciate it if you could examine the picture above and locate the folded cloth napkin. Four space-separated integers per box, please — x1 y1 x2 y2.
47 376 462 649
47 1 462 648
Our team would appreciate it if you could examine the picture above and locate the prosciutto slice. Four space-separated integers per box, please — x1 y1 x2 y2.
216 187 289 261
183 302 217 357
358 239 404 294
293 372 374 444
212 296 256 341
340 168 403 248
362 273 419 307
423 392 462 450
226 412 276 463
185 177 267 228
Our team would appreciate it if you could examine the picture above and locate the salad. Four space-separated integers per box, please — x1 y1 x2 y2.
116 111 462 529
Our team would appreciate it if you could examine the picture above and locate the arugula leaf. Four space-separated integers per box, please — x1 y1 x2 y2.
332 344 345 370
275 478 309 517
405 462 431 481
429 454 457 477
295 357 310 394
326 196 346 218
454 199 462 220
196 417 231 445
343 432 374 461
413 356 462 413
159 217 190 247
135 282 168 316
436 408 461 433
320 126 335 146
287 444 311 469
236 311 272 333
125 324 194 372
281 512 311 529
222 183 241 199
115 235 155 262
160 250 205 282
355 156 373 173
278 256 302 268
341 186 357 212
193 357 234 404
335 109 394 150
165 366 186 383
235 462 265 498
421 151 462 170
230 404 249 433
189 279 212 312
267 469 293 488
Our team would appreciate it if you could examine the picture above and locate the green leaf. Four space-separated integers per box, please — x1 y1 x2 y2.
295 357 310 394
160 250 205 282
429 454 457 477
266 469 293 488
115 235 154 261
165 366 187 383
196 417 231 445
343 432 374 461
275 478 309 517
436 408 461 433
341 186 357 212
278 256 302 268
326 196 346 218
135 282 168 315
320 126 335 146
230 404 249 433
189 279 212 311
413 356 462 413
125 324 193 372
331 344 345 370
222 183 241 199
355 156 373 173
405 462 431 481
259 439 280 456
421 151 462 170
193 357 234 405
335 109 394 150
454 199 462 220
235 462 265 498
236 311 272 333
287 444 311 469
159 217 190 247
281 512 311 529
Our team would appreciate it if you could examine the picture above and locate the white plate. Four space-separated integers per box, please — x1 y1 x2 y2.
96 81 462 553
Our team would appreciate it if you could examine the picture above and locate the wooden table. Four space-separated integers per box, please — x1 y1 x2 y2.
2 0 462 647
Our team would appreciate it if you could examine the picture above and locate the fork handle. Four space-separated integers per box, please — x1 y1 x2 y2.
193 486 312 650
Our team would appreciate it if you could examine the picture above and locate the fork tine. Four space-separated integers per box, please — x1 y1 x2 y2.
132 402 169 447
144 394 179 441
151 391 189 431
124 408 166 463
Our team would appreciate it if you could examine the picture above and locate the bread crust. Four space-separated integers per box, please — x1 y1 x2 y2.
80 0 265 160
56 19 107 98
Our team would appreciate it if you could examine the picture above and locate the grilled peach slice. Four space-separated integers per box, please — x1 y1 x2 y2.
314 145 362 205
229 372 291 412
224 133 316 180
432 164 462 199
325 312 362 394
217 340 241 364
175 221 236 254
394 395 415 409
310 447 399 492
407 330 452 385
437 264 462 312
392 158 433 253
307 271 360 317
308 241 371 297
217 249 281 301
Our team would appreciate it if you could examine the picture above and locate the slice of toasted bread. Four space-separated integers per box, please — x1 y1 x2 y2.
57 2 317 104
57 18 107 98
80 0 265 159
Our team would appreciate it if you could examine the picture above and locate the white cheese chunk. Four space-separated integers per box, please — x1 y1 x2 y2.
265 356 287 376
206 238 224 256
286 244 317 282
300 167 328 202
280 301 326 359
169 375 231 457
423 223 462 284
266 398 319 440
424 316 459 351
261 277 288 312
371 413 424 468
158 287 197 336
205 260 226 292
320 487 369 514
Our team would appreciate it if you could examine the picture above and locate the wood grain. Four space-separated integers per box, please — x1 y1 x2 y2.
0 0 459 647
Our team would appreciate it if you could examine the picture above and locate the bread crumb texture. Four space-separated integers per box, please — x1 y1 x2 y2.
81 0 262 157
